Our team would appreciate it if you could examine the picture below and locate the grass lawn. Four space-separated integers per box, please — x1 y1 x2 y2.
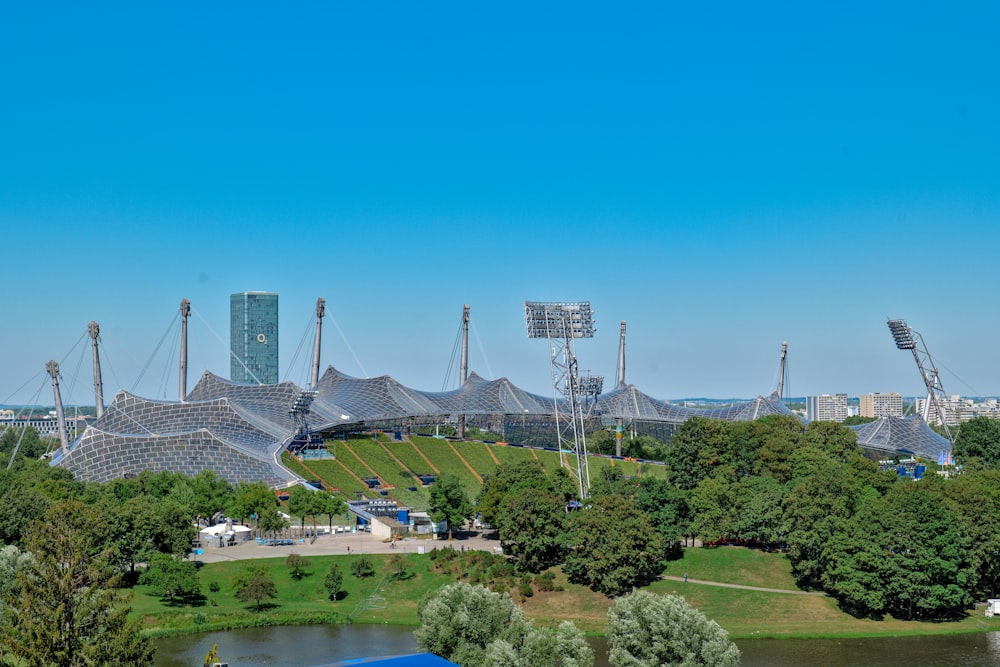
131 546 1000 641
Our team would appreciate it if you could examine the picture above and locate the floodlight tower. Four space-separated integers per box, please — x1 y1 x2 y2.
886 319 954 444
525 301 596 499
88 321 104 419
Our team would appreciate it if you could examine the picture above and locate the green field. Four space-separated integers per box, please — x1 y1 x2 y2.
131 546 1000 640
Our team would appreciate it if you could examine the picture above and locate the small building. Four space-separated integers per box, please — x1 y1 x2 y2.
986 599 1000 617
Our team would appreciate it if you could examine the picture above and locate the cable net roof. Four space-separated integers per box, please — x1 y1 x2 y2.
57 364 937 486
847 415 951 460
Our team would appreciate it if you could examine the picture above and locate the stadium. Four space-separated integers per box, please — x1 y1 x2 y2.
50 301 951 488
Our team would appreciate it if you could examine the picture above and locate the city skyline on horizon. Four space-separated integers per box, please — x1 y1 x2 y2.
2 4 998 405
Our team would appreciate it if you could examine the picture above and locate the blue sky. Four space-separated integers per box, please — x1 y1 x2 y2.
2 2 998 407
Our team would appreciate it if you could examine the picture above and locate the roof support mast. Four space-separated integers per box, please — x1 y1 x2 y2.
615 321 627 456
88 321 104 419
457 304 470 439
886 319 954 445
310 298 325 390
776 341 788 400
525 301 596 499
179 299 190 401
46 360 70 455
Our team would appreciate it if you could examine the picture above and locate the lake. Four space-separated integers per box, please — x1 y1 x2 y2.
154 624 1000 666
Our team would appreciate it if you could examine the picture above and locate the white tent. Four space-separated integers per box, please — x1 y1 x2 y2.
199 522 252 547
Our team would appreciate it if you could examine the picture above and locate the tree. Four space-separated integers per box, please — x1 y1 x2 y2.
286 553 312 580
257 504 289 540
0 544 33 623
607 590 740 667
140 553 202 604
189 470 233 521
226 481 276 525
635 477 689 554
352 555 375 578
324 563 344 601
233 562 278 611
429 473 473 540
0 500 154 667
496 487 566 572
416 582 530 666
287 485 323 532
562 495 663 596
415 582 592 667
954 416 1000 467
477 461 548 528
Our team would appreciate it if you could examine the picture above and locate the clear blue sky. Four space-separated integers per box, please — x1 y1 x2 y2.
2 2 998 407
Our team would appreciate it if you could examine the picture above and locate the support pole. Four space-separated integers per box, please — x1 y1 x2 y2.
310 298 326 390
88 321 104 419
776 341 788 400
616 321 627 390
457 304 470 439
179 299 191 401
46 361 69 455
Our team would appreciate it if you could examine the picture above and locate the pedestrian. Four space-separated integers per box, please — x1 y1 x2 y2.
347 545 351 555
684 572 688 582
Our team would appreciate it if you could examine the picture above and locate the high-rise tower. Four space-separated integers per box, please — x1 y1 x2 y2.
231 291 279 384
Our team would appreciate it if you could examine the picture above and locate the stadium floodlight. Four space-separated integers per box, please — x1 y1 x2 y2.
574 374 604 397
525 300 596 499
885 318 953 445
525 302 595 339
887 319 916 350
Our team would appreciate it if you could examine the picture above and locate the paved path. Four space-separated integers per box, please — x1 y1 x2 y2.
191 530 499 564
661 575 828 596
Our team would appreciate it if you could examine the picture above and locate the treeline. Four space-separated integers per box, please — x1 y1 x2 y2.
482 415 1000 621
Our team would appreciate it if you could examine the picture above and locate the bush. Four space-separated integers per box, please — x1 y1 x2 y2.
533 571 558 592
208 581 220 593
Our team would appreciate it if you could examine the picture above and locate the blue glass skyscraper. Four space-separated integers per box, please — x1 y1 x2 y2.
230 292 278 384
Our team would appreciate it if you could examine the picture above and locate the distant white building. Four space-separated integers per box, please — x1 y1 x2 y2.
860 392 903 418
806 394 848 422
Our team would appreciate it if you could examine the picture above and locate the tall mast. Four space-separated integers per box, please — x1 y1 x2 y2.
776 340 788 400
46 360 69 455
457 304 470 439
616 321 627 389
179 299 191 401
310 297 326 389
88 321 104 419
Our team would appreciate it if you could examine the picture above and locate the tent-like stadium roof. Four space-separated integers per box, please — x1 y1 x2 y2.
54 366 945 485
847 415 951 460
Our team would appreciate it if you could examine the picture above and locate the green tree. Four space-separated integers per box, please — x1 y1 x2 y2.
352 555 375 578
189 470 233 521
477 461 549 528
429 473 473 540
663 417 730 490
324 563 344 601
139 553 202 604
233 562 277 611
0 500 154 667
689 476 735 544
415 582 592 667
257 504 289 540
954 416 1000 467
496 487 566 572
416 582 530 665
635 477 690 555
286 553 311 580
226 481 276 525
562 495 663 596
0 544 33 623
607 590 740 667
287 485 323 532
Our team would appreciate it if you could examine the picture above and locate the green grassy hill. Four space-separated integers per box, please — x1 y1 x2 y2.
282 433 668 513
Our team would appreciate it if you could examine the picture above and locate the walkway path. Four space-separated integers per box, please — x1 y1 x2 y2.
660 575 828 596
192 530 498 564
